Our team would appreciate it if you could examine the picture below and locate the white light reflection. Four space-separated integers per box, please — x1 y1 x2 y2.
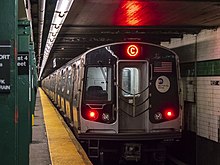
39 0 74 80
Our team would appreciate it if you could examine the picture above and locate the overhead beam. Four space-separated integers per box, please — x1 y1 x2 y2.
61 25 217 35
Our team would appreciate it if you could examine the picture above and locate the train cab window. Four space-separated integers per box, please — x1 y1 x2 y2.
85 66 112 101
122 67 139 97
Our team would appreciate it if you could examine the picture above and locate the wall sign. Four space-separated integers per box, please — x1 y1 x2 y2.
210 81 220 86
17 53 29 75
0 41 11 93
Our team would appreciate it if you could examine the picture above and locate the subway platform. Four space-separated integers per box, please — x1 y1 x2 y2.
29 88 92 165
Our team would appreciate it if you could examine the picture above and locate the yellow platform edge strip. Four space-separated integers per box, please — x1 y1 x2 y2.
39 88 92 165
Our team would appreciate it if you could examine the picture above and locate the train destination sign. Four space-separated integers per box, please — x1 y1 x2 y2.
0 41 11 93
17 53 29 75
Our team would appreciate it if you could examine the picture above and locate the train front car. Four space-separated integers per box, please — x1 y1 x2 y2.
79 42 183 164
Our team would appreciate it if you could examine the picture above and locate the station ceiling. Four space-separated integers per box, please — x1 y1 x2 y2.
28 0 220 79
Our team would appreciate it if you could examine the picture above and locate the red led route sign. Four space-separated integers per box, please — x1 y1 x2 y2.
126 45 139 57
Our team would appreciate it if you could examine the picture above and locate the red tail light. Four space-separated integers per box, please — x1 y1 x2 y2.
164 108 175 119
87 110 99 121
166 111 172 116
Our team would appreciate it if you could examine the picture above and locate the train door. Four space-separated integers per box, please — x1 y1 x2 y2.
117 61 149 133
72 64 80 129
57 70 62 108
54 72 58 104
65 66 73 121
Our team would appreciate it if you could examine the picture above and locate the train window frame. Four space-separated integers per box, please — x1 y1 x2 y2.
121 67 140 97
84 65 113 102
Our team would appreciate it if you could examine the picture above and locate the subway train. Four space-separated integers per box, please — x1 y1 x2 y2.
42 42 183 164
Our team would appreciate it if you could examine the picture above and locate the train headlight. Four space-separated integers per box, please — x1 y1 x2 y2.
154 112 162 121
87 110 99 121
102 113 110 121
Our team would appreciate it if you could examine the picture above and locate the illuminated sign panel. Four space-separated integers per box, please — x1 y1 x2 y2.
127 45 139 57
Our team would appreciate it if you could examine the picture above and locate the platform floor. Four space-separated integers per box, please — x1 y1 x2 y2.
29 89 92 165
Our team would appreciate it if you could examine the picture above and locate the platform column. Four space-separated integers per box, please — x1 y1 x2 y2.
0 0 18 164
17 19 31 165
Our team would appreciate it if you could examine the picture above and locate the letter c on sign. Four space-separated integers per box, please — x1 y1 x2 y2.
127 45 139 57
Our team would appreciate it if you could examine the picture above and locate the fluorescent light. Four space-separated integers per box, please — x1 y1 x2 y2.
52 12 66 25
39 0 75 80
56 0 73 12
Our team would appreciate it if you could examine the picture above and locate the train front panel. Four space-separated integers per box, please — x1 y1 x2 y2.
79 42 182 139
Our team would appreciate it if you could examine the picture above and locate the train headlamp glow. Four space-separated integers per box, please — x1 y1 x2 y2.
167 111 172 116
164 108 175 119
127 45 139 57
87 110 99 121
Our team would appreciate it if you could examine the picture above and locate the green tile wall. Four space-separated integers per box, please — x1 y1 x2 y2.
180 59 220 77
180 62 195 77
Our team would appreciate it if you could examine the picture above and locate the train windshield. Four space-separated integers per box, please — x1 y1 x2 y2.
85 66 112 101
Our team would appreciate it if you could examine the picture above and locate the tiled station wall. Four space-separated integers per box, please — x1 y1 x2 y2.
161 28 220 142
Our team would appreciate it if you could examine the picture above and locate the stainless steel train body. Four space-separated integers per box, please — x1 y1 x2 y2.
42 42 183 163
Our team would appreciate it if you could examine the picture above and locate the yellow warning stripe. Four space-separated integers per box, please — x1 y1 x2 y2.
39 88 92 165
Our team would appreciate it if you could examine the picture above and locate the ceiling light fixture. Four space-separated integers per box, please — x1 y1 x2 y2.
38 0 74 80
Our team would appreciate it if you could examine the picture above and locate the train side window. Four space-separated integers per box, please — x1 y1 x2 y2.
122 67 139 97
